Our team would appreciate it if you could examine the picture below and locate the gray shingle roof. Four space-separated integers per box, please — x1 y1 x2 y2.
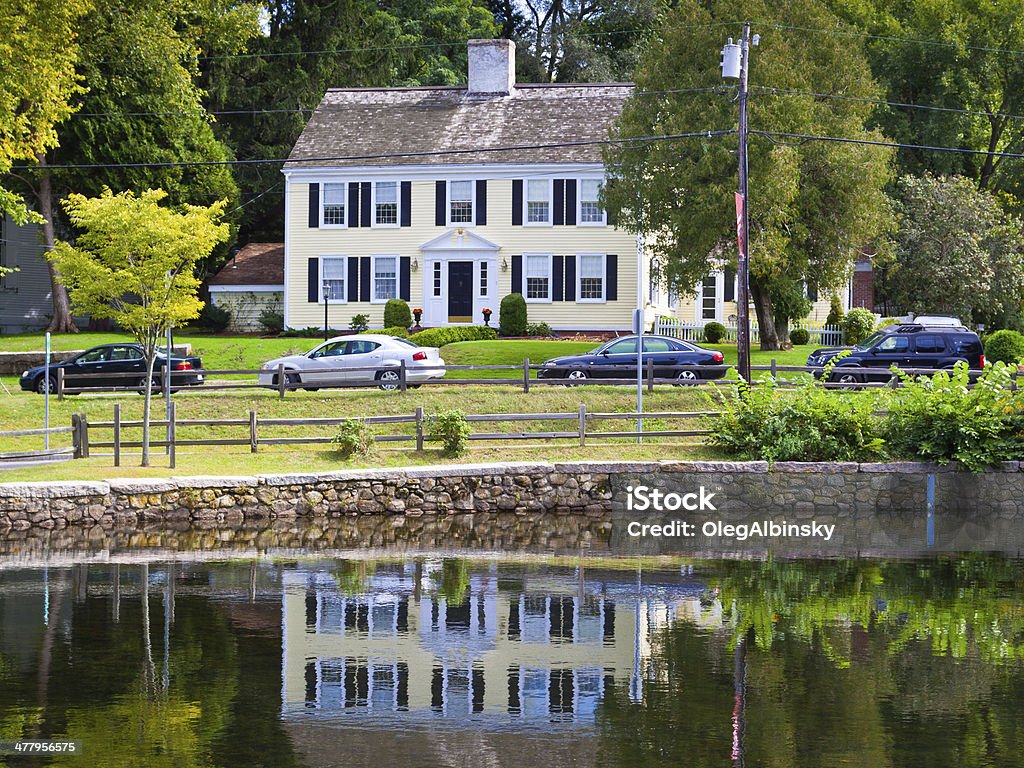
285 83 633 168
209 243 284 286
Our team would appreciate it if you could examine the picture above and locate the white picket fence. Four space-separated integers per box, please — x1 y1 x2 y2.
653 317 842 345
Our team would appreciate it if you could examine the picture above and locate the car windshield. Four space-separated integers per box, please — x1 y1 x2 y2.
854 331 886 351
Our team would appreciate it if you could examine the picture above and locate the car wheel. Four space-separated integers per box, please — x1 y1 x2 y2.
377 369 401 391
137 376 163 396
564 368 588 386
35 375 56 395
674 370 699 386
830 370 862 390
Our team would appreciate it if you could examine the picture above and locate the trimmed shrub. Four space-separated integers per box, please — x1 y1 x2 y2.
383 298 412 329
429 410 471 456
841 308 876 345
349 314 370 332
499 293 528 336
703 321 726 344
198 303 231 332
409 325 496 348
825 294 844 327
984 329 1024 364
362 326 409 338
525 321 553 337
281 326 346 338
332 419 375 459
790 327 810 346
258 309 284 335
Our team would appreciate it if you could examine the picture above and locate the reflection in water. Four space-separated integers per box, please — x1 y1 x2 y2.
0 556 1021 767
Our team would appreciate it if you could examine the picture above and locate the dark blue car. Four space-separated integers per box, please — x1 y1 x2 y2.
19 343 204 394
536 335 726 383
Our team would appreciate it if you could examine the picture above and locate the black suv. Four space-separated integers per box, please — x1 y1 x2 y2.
806 324 985 386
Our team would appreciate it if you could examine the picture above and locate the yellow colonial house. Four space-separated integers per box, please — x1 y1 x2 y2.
281 38 855 335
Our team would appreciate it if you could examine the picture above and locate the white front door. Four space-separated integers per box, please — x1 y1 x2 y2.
423 254 497 326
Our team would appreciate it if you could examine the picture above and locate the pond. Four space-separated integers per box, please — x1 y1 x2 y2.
0 552 1022 767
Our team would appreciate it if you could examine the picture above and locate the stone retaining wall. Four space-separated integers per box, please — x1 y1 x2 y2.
1 461 1023 554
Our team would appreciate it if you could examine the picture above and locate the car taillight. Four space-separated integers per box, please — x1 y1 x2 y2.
980 354 985 367
712 351 724 362
412 351 427 361
174 361 192 370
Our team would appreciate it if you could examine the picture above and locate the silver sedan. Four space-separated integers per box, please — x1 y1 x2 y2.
258 335 446 391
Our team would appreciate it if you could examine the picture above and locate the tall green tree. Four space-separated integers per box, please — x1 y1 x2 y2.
876 174 1024 328
50 189 229 466
23 0 259 333
603 0 893 350
204 0 497 242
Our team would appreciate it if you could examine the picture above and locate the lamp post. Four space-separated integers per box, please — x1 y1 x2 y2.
322 282 330 341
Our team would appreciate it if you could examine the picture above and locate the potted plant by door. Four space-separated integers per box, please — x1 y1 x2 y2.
412 307 423 330
482 308 492 326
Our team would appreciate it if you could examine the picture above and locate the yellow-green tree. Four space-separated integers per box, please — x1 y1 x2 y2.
49 188 229 465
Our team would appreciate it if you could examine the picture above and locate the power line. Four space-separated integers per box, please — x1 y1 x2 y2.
752 129 1024 159
752 85 1024 123
11 130 736 171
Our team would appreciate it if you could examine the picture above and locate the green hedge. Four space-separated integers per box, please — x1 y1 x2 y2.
984 329 1024 364
383 299 412 329
409 325 497 348
703 321 726 344
499 293 528 336
361 326 409 337
790 327 810 346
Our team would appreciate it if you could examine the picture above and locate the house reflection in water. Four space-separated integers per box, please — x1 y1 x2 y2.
281 561 719 729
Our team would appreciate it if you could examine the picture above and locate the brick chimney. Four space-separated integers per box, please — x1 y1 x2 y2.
467 39 515 96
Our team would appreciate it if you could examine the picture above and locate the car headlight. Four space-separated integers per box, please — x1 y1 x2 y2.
21 370 29 378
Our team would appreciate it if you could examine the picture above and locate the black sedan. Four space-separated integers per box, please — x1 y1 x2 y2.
20 344 204 394
536 335 727 383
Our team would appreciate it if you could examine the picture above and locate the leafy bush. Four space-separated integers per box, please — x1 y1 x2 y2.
332 419 375 459
409 325 496 348
705 372 885 463
984 329 1024 365
198 303 231 332
429 409 471 456
362 326 409 338
258 309 284 335
703 321 726 343
499 293 528 336
790 327 810 346
524 322 552 337
825 294 844 327
383 298 412 329
883 362 1021 471
349 314 370 332
841 308 876 345
281 326 345 338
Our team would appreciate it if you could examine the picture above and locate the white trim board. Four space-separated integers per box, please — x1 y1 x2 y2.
209 284 285 292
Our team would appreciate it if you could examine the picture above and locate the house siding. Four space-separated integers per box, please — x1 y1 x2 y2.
0 214 51 334
284 177 648 331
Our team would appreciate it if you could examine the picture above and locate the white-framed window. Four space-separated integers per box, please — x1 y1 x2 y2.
577 253 606 302
524 253 552 301
701 274 717 320
578 179 605 225
449 180 474 225
373 181 399 226
321 256 347 303
433 262 442 298
322 182 347 227
372 255 398 301
479 261 488 297
525 179 552 225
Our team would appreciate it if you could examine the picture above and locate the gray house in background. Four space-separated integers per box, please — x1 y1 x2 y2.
0 214 51 334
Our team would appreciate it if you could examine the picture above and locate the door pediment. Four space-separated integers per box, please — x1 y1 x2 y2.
420 229 500 253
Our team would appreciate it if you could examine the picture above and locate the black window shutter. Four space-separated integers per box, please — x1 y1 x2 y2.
512 180 523 225
476 180 487 225
400 257 411 301
359 257 371 301
553 256 564 301
400 181 412 227
564 180 577 225
435 181 446 226
807 282 818 302
724 268 736 302
307 258 319 302
360 182 371 227
347 184 359 227
308 184 320 228
564 255 576 301
511 255 522 294
606 180 617 226
347 258 359 302
606 255 618 301
553 179 565 225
